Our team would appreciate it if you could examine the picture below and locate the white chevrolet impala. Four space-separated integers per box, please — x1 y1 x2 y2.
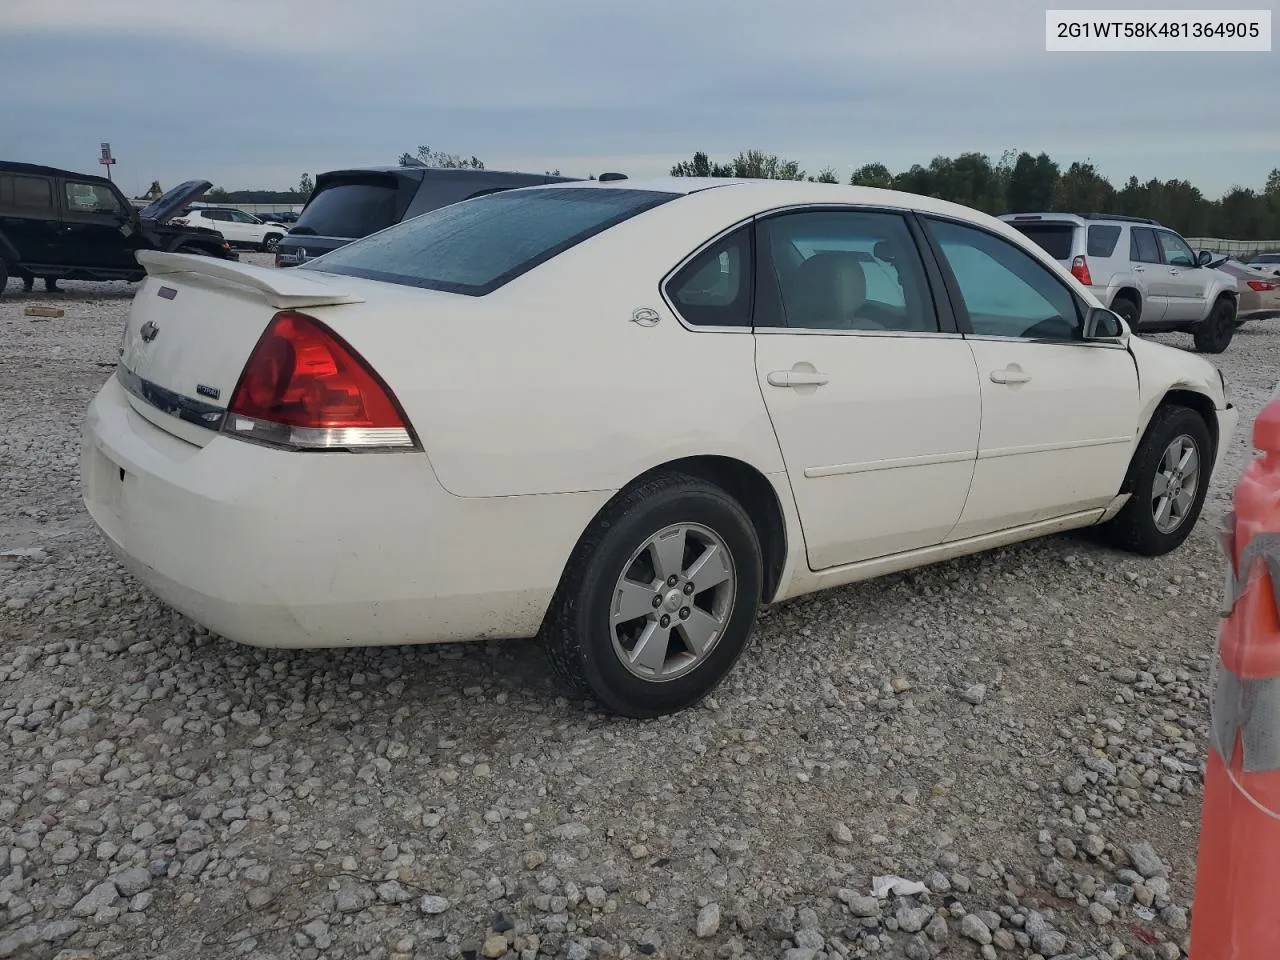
81 178 1237 717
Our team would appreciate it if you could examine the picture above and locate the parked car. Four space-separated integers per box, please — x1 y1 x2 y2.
1210 258 1280 324
82 178 1236 717
0 164 234 295
173 206 288 252
274 166 579 267
1001 212 1239 353
270 211 300 224
1247 252 1280 277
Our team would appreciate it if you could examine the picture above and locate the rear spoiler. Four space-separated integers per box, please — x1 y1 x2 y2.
135 250 365 309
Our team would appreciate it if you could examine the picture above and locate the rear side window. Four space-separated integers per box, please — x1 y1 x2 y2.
0 174 55 212
306 188 676 296
1130 227 1161 264
666 226 753 327
1087 225 1122 257
294 177 401 238
1008 223 1075 260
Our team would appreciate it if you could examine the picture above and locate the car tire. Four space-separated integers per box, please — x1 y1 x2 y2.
176 244 212 257
540 471 764 718
1111 294 1139 327
262 234 282 253
0 256 8 298
1100 404 1212 557
1193 297 1236 353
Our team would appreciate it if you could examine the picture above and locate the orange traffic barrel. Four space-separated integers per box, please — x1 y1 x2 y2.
1191 397 1280 959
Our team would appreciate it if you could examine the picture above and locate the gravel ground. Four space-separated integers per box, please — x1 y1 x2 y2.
1 259 1278 960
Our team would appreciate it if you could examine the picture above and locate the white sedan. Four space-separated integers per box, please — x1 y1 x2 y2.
81 178 1237 717
172 206 289 252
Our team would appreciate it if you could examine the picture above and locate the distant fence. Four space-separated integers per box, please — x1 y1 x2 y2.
1186 238 1280 257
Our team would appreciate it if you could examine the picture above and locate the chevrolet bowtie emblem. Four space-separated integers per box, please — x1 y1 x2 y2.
139 321 159 342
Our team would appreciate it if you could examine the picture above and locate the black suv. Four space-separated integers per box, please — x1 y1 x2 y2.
276 165 579 267
0 162 235 295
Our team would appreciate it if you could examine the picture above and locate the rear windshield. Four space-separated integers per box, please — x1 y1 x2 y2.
304 187 676 296
1007 223 1076 260
292 177 401 239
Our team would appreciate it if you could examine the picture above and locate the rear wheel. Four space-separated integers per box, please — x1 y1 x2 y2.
1193 297 1236 353
1100 405 1212 556
262 234 282 253
1111 295 1139 327
0 257 8 297
540 471 764 718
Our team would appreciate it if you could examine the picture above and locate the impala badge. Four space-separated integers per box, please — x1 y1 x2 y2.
139 321 159 342
631 307 661 327
196 384 220 400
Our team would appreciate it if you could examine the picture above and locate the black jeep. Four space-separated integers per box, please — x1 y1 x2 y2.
0 162 235 296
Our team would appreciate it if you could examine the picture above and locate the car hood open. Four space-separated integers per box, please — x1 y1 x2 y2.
137 180 212 224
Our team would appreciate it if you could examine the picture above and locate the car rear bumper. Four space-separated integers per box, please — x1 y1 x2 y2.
80 376 608 649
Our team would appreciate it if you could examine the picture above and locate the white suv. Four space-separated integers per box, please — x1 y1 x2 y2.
173 207 288 253
1002 213 1239 353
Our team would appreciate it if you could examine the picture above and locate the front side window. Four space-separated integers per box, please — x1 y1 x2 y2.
1156 230 1196 267
306 187 677 296
926 217 1082 341
63 181 124 216
757 209 938 332
665 226 752 327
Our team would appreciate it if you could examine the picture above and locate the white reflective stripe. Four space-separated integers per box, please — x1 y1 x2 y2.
1211 665 1280 774
1218 511 1280 615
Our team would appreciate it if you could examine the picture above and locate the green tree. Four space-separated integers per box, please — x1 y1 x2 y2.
1006 152 1059 212
296 173 314 201
399 145 484 169
1052 161 1115 213
849 163 893 189
670 150 803 180
206 187 230 202
811 167 839 184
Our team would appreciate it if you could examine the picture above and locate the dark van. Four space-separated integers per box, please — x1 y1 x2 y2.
275 166 579 267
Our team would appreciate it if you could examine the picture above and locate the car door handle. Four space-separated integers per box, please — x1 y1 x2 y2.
768 370 829 388
1168 268 1180 275
990 367 1031 385
1132 266 1145 273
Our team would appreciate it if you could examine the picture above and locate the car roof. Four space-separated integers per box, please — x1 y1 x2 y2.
315 165 579 184
0 159 114 186
1001 211 1163 227
522 177 1043 224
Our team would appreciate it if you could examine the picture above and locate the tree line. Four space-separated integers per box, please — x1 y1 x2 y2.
670 149 1280 241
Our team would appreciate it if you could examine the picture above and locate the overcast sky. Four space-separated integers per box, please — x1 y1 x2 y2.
2 0 1275 198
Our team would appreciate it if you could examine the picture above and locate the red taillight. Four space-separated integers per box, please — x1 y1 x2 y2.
1247 280 1276 292
1070 255 1093 286
224 311 415 451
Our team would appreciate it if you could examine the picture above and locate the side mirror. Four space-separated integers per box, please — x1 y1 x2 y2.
1197 250 1214 267
1084 306 1128 342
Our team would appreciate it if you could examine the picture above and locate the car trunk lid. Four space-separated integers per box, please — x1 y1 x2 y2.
118 251 367 446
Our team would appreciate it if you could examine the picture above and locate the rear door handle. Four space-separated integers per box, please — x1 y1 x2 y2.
767 370 829 388
990 367 1031 385
1132 266 1145 273
1168 268 1180 276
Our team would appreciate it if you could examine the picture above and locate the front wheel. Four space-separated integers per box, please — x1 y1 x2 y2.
262 234 282 253
540 472 763 718
1100 405 1212 556
1193 297 1236 353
